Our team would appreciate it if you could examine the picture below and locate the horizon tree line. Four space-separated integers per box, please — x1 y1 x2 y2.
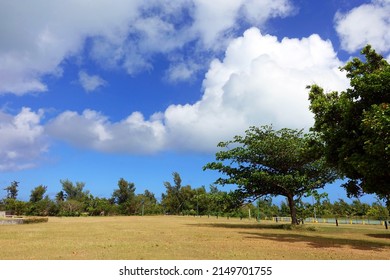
1 173 388 221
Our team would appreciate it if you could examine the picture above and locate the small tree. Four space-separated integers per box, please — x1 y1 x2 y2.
4 181 19 199
55 191 65 203
333 199 352 218
256 198 280 220
57 180 89 216
161 172 188 215
30 185 47 203
133 190 161 215
367 200 389 220
60 179 88 201
111 178 136 214
204 126 337 224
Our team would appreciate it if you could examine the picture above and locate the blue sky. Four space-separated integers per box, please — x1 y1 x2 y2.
1 0 389 203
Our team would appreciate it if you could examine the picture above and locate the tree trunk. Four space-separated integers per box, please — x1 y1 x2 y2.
286 193 298 225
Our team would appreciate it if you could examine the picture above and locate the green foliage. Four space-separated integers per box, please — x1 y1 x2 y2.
29 185 47 203
83 195 113 216
26 197 57 216
332 199 352 217
22 217 49 224
256 198 279 219
4 181 19 199
133 190 162 215
51 180 91 216
2 198 27 215
350 200 371 217
308 45 390 202
279 201 291 217
57 199 84 216
202 185 222 216
161 172 188 215
55 190 65 202
111 178 136 214
60 179 89 201
204 125 337 224
367 201 389 220
0 175 389 220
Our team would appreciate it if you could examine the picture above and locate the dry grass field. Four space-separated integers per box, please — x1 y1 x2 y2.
0 215 389 260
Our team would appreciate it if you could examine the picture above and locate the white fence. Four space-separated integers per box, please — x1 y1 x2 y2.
272 216 388 225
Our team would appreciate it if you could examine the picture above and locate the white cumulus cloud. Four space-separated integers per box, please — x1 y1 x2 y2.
0 0 141 95
335 0 390 54
46 110 166 154
78 71 107 92
163 28 349 151
0 0 294 95
46 28 349 154
0 108 48 171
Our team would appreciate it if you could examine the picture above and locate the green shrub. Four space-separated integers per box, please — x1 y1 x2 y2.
22 217 49 224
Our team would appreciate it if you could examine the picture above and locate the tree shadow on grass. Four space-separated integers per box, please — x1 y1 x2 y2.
190 222 293 230
190 223 390 251
241 232 390 251
366 234 390 239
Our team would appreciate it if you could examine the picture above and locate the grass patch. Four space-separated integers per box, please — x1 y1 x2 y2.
0 216 388 260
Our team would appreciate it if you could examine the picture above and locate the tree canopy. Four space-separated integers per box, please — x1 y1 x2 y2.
4 181 19 200
204 126 337 224
59 179 89 201
161 172 187 215
111 178 136 214
29 185 47 203
308 45 390 203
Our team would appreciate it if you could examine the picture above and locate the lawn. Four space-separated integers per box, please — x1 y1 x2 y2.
0 216 389 260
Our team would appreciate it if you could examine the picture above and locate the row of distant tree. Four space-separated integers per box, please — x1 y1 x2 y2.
1 173 388 220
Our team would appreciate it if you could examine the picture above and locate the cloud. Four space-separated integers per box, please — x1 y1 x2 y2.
0 108 48 171
335 0 390 54
0 0 294 95
163 28 349 151
46 110 166 154
0 1 297 170
165 61 201 82
46 28 349 154
78 71 107 92
0 0 141 95
189 0 293 49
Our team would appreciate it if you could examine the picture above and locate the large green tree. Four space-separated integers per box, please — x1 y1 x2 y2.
204 126 336 224
308 45 390 204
